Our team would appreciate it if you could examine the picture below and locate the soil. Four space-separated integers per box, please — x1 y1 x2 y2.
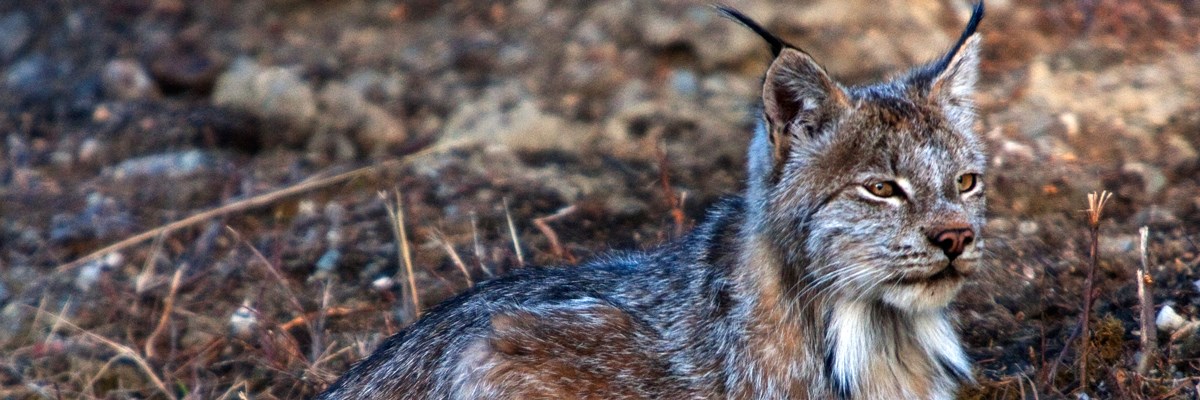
2 0 1200 398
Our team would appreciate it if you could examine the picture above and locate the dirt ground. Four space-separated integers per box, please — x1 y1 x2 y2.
2 0 1200 398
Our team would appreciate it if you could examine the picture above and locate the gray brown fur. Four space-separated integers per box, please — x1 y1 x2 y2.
319 3 987 399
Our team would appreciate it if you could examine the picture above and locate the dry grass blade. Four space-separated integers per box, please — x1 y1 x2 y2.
216 379 249 400
145 261 188 359
310 342 356 377
311 278 332 364
470 211 492 277
1086 191 1113 227
25 305 176 400
1025 375 1040 400
382 189 421 318
532 205 578 264
84 355 124 398
503 197 525 266
277 305 370 331
135 232 168 295
431 228 473 287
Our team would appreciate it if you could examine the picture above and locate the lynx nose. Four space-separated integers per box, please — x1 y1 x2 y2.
927 226 974 260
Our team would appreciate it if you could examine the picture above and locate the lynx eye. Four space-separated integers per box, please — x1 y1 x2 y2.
865 181 898 198
956 173 979 193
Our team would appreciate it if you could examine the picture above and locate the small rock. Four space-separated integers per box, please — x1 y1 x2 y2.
102 59 160 100
1157 305 1186 332
1131 206 1178 227
298 199 319 217
325 202 346 245
109 150 216 179
212 58 317 144
636 5 759 69
184 106 262 153
441 86 586 155
515 0 546 15
319 82 408 156
1017 221 1039 236
497 43 533 70
985 218 1014 235
0 12 31 61
1058 113 1080 138
316 249 341 272
993 140 1035 167
668 69 699 98
1122 162 1167 198
70 75 104 116
229 301 259 340
150 48 222 93
1100 234 1138 255
345 70 404 100
5 54 58 94
1161 133 1198 171
372 276 396 292
50 194 133 244
75 253 122 292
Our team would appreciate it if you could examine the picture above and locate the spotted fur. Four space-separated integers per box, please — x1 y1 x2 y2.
319 3 987 399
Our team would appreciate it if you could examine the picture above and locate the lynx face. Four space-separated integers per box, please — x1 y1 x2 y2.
795 92 986 312
753 34 986 312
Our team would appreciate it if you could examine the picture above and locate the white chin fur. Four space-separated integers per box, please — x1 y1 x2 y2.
881 280 964 312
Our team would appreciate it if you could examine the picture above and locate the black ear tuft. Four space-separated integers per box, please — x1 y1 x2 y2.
714 5 792 57
931 1 984 77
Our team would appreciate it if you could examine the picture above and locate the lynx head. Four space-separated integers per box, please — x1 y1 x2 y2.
725 3 987 312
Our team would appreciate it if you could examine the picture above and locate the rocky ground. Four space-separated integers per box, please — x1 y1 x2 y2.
1 0 1199 398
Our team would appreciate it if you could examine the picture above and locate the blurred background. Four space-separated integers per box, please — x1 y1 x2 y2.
1 0 1199 398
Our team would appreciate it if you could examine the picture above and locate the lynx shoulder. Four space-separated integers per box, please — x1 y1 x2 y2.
319 3 988 399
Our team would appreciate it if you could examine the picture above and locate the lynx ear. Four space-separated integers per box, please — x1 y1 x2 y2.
928 1 983 124
929 34 981 111
762 48 847 174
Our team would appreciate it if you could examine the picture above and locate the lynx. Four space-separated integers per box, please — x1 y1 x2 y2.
319 2 987 399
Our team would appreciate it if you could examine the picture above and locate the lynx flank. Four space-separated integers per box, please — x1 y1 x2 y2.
320 3 987 399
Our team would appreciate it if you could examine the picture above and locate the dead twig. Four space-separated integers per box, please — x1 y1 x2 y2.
532 205 578 264
1079 190 1112 390
1137 226 1158 376
1043 191 1114 390
55 142 455 275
